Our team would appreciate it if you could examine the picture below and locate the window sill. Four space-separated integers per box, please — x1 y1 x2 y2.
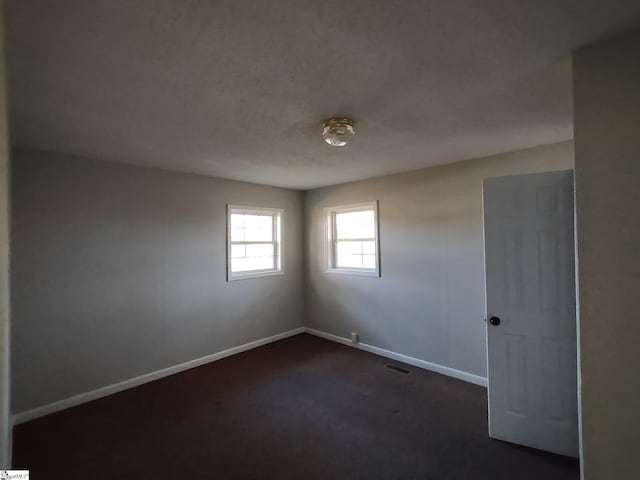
325 268 380 278
228 270 284 282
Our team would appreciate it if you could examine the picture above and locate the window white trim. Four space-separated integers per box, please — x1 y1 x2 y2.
325 200 380 277
227 204 284 281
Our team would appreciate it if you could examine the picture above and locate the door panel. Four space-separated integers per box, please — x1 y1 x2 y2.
483 170 578 457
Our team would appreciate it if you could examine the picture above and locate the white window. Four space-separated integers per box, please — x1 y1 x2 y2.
326 201 380 277
227 205 283 281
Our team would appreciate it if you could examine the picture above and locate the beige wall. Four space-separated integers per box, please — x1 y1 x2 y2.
11 148 304 414
573 28 640 479
305 141 574 379
0 0 10 467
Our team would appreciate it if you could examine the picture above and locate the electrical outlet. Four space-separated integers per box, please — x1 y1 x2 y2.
351 332 359 343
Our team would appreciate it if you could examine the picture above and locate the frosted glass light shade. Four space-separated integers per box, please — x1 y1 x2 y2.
322 118 355 147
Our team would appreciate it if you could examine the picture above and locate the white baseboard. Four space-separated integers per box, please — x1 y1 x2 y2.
305 327 487 387
12 327 306 425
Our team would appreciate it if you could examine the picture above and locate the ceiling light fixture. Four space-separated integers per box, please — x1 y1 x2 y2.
322 118 355 147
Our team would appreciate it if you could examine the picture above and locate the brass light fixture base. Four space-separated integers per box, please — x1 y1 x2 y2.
322 117 355 147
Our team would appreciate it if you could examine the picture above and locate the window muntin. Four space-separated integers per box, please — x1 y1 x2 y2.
326 201 380 277
227 206 283 280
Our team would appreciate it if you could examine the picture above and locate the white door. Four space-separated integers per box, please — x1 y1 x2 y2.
483 170 578 457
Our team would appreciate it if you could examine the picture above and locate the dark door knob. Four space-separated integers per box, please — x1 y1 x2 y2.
489 316 501 326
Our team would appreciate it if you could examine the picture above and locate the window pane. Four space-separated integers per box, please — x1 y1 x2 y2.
231 242 275 272
336 253 363 269
228 208 282 279
336 241 363 256
231 213 273 242
231 244 246 258
362 240 376 255
336 241 366 268
327 204 378 274
231 213 245 227
246 243 274 257
362 254 376 269
335 240 376 270
244 214 273 241
335 210 375 239
232 255 275 272
232 256 275 272
231 227 245 242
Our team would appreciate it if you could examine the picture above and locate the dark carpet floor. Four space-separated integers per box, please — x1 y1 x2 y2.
13 333 579 479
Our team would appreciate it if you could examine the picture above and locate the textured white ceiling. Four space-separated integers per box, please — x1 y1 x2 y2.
6 1 640 189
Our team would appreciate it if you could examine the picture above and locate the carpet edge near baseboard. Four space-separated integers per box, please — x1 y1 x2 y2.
13 326 487 426
11 326 306 426
304 327 488 388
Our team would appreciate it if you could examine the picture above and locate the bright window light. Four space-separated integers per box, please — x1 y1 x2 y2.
227 206 283 280
326 201 380 277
